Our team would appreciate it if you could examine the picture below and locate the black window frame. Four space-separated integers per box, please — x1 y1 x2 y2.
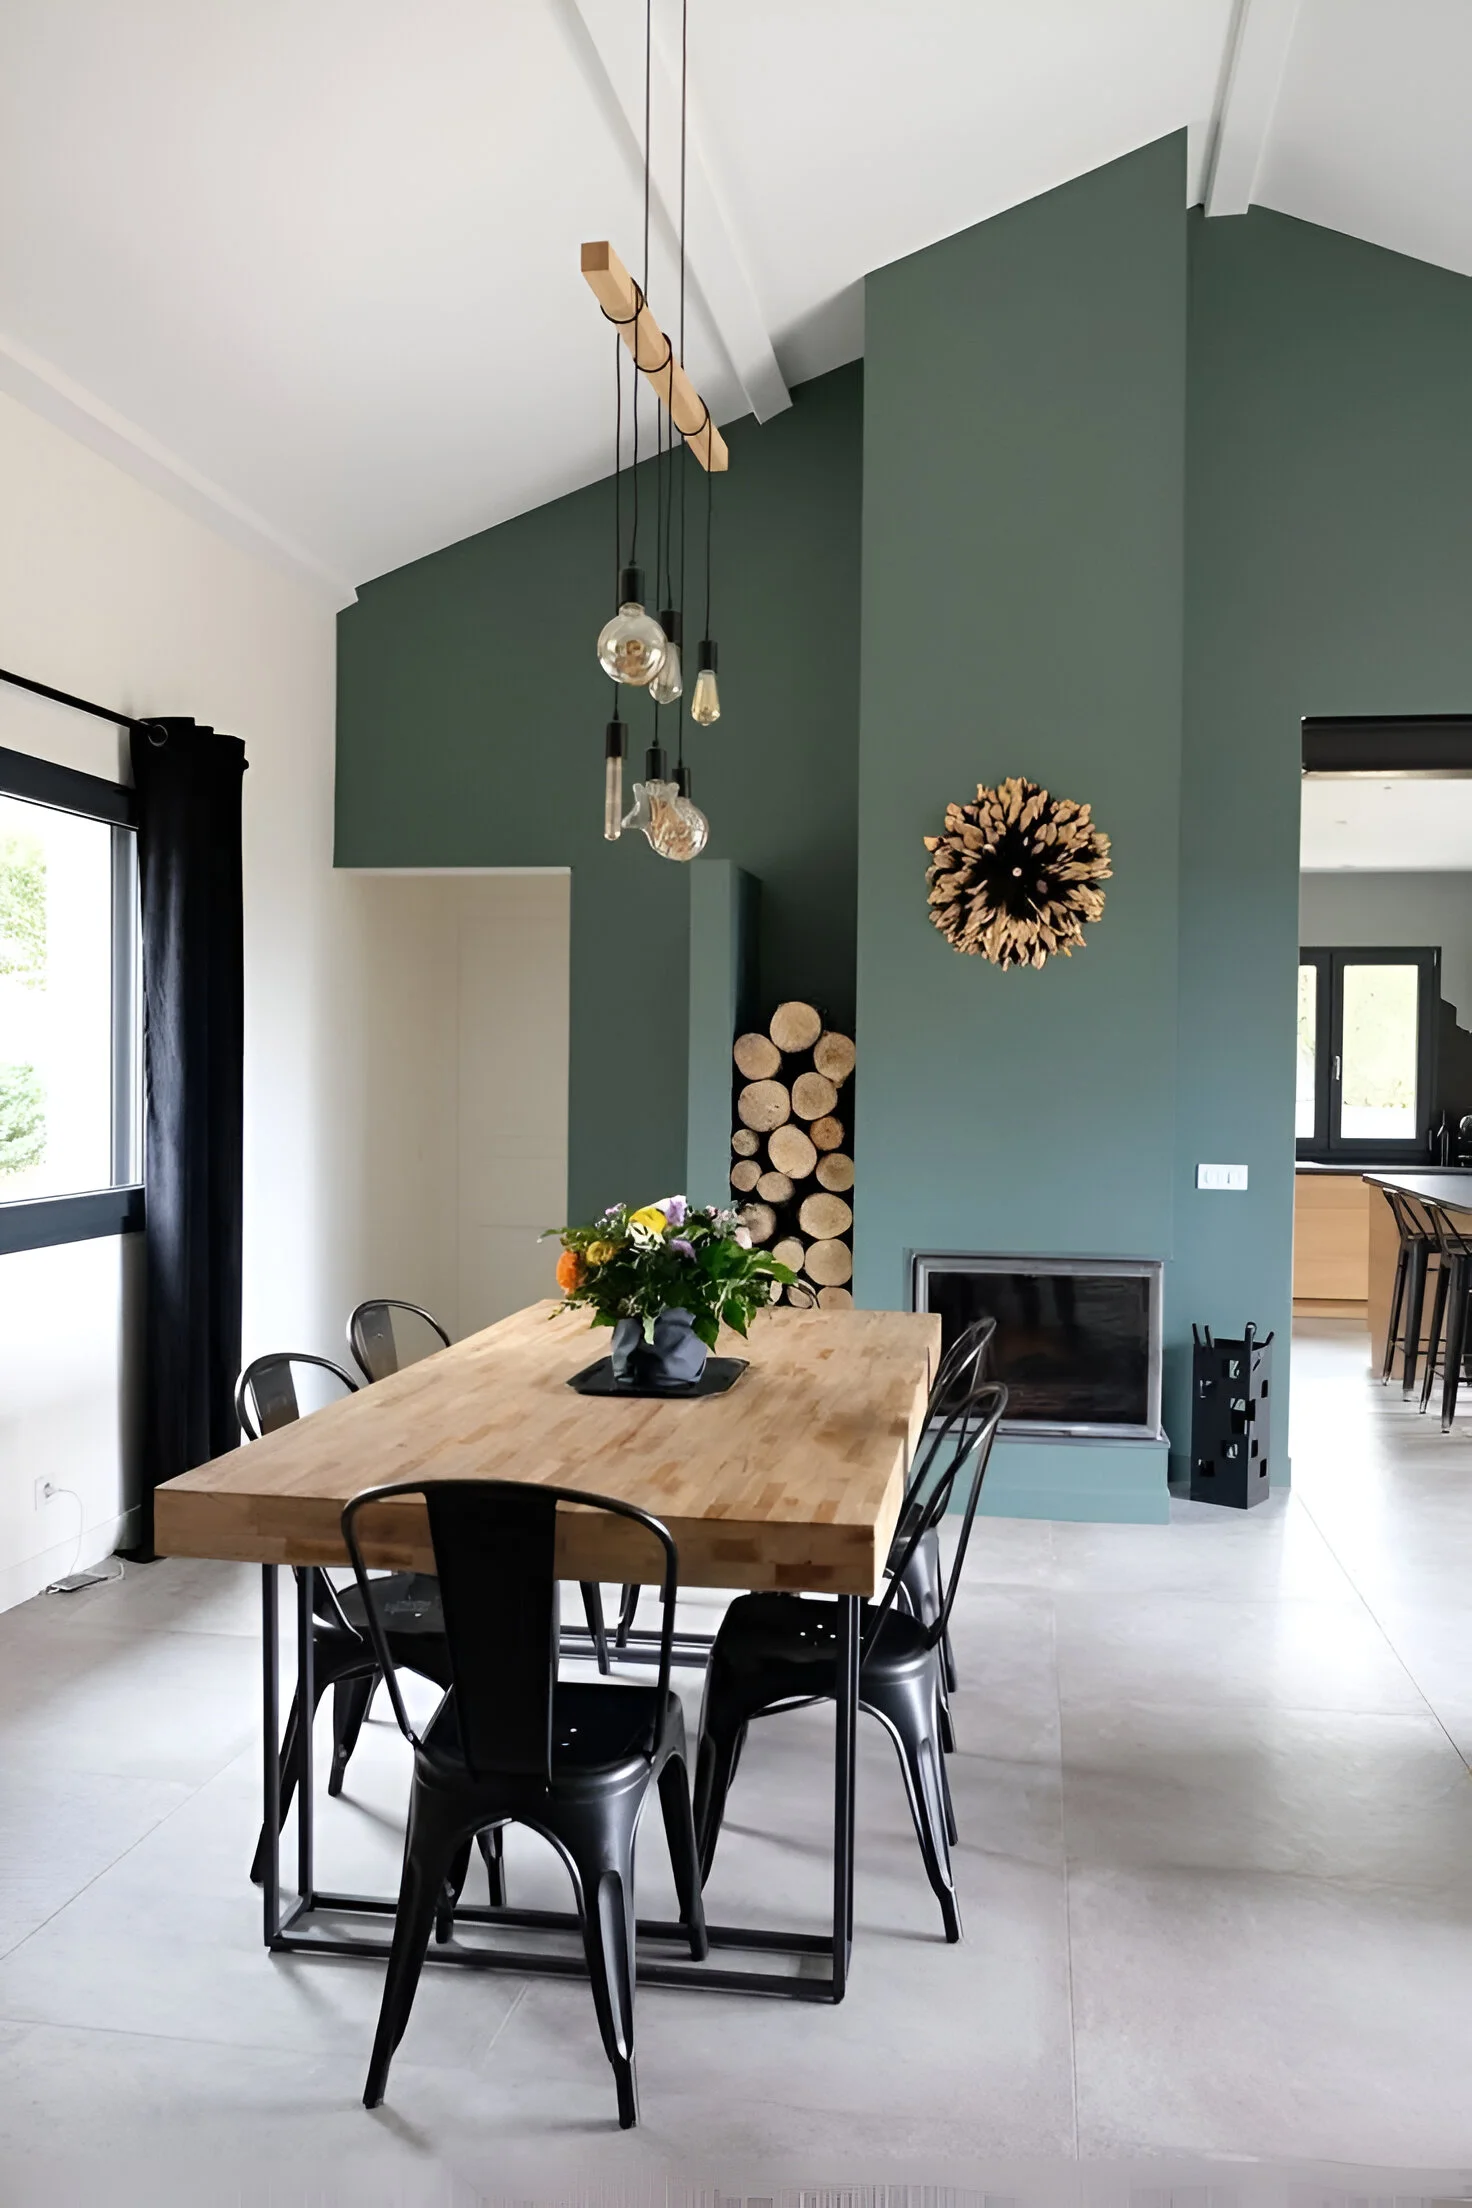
1296 945 1439 1164
0 743 145 1255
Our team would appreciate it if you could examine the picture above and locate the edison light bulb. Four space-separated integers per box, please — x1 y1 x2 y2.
691 638 720 726
603 718 625 841
649 609 683 705
622 750 709 863
597 567 666 688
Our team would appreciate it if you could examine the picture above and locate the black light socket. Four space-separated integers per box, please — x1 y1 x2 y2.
604 716 625 762
659 607 683 646
696 637 718 674
645 744 668 782
617 565 646 607
674 762 692 799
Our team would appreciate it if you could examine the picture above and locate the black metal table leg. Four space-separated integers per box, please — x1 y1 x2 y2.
296 1566 316 1908
1404 1243 1430 1395
831 1592 859 2001
261 1565 280 1947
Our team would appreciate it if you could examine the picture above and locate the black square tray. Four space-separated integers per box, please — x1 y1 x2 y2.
567 1355 748 1400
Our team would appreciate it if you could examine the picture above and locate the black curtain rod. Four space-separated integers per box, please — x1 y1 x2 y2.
0 663 153 735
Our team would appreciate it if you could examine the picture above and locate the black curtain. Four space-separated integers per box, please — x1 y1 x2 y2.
128 718 247 1555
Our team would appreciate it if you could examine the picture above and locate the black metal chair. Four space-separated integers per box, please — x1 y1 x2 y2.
1377 1189 1440 1395
350 1296 617 1678
237 1353 501 1906
343 1478 707 2130
693 1382 1007 1946
891 1314 997 1731
1418 1203 1472 1429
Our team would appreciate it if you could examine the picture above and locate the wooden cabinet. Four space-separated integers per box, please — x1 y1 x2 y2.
1293 1171 1370 1303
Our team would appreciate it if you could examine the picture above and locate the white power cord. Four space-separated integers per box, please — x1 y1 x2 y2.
40 1483 126 1595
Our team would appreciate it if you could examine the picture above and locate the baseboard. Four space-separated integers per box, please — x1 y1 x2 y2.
973 1436 1171 1525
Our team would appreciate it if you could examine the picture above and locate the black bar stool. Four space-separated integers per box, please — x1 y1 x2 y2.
1418 1201 1472 1430
1378 1189 1441 1396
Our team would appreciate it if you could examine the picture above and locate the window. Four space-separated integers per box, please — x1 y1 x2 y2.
0 747 143 1253
1296 947 1438 1161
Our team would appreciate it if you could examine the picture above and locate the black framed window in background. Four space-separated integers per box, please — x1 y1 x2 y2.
0 744 144 1255
1296 946 1438 1163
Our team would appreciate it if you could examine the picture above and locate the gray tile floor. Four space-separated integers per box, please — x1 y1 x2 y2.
3 1321 1472 2203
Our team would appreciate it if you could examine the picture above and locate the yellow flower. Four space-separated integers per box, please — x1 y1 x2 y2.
586 1239 618 1265
627 1206 668 1238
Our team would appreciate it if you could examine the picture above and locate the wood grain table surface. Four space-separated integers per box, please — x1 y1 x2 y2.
154 1302 941 1597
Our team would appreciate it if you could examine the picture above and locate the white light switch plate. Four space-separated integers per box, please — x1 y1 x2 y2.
1197 1162 1249 1191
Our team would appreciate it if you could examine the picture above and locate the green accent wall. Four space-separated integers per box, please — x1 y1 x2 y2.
336 364 862 1219
855 135 1187 1515
1171 207 1472 1466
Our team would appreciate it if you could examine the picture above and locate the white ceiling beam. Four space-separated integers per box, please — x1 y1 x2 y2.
1203 0 1302 218
0 327 357 607
560 0 790 424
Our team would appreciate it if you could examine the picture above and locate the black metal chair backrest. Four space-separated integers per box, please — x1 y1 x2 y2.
348 1299 452 1385
341 1479 679 1783
930 1314 996 1415
865 1381 1008 1661
1384 1188 1438 1245
235 1351 358 1441
1425 1199 1472 1265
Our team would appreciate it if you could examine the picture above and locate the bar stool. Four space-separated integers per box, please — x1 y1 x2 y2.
1418 1202 1472 1430
1378 1189 1441 1396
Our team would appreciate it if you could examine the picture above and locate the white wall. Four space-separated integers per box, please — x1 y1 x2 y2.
1300 870 1472 1023
338 871 570 1339
0 387 359 1607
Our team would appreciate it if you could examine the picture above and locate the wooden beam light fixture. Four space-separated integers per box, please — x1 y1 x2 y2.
581 241 728 473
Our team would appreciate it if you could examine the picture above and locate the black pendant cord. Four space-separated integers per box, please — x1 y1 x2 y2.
676 0 689 772
613 333 623 590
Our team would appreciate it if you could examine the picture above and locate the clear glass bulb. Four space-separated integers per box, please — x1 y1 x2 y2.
603 749 624 841
649 637 682 706
597 602 666 688
622 778 709 863
691 663 720 725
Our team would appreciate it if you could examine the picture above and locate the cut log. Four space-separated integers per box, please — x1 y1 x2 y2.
799 1191 853 1240
771 1236 806 1274
813 1031 856 1085
733 1031 781 1081
804 1238 853 1287
791 1071 839 1121
786 1279 818 1307
816 1151 854 1193
738 1201 777 1245
737 1079 791 1133
730 1159 761 1193
768 1123 817 1180
756 1170 795 1205
810 1115 844 1152
731 1128 759 1157
769 1000 822 1053
817 1285 854 1310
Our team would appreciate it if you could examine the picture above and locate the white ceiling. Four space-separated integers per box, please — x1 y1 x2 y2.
1301 779 1472 872
0 0 1466 598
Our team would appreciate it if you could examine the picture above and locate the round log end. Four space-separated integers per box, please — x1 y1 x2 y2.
815 1151 854 1192
769 1000 822 1054
809 1114 845 1152
731 1128 760 1157
736 1079 792 1133
733 1031 781 1081
813 1031 856 1085
791 1071 839 1122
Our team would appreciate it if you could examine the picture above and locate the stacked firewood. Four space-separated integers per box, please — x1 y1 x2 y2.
730 1000 855 1308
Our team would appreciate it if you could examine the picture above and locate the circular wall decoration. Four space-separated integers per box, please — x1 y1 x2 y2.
923 775 1111 970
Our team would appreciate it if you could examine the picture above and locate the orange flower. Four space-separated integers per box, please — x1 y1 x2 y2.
556 1247 586 1294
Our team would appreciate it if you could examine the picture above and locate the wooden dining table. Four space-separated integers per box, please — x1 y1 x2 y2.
155 1299 940 2003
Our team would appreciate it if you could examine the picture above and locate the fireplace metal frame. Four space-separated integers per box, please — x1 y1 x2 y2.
910 1251 1165 1442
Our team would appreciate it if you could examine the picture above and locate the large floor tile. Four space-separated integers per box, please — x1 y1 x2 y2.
1069 1861 1472 2165
0 1765 193 1960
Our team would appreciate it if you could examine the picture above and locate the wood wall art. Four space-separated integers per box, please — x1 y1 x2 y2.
923 776 1111 970
731 1000 855 1305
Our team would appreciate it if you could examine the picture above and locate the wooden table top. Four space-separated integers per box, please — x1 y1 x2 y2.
154 1302 941 1597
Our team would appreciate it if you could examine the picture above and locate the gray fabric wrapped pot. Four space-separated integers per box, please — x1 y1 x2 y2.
609 1307 709 1390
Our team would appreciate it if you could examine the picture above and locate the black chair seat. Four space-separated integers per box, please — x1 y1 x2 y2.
334 1571 444 1639
705 1590 934 1691
424 1681 684 1784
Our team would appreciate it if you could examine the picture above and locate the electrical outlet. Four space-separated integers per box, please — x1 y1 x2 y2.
33 1478 56 1510
1197 1162 1249 1191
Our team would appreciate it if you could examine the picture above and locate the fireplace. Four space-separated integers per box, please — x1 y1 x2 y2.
911 1253 1164 1441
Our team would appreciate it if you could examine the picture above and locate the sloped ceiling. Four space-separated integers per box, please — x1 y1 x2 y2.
0 0 1461 597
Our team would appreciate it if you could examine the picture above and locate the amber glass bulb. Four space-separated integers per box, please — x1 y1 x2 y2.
650 608 683 705
691 638 720 726
596 567 666 688
603 718 625 841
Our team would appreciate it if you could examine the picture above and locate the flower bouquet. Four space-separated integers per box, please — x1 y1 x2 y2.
547 1196 795 1391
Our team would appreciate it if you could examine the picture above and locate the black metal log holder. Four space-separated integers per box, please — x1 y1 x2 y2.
1189 1323 1274 1509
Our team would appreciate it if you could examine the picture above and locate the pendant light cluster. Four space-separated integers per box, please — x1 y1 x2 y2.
587 0 721 864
